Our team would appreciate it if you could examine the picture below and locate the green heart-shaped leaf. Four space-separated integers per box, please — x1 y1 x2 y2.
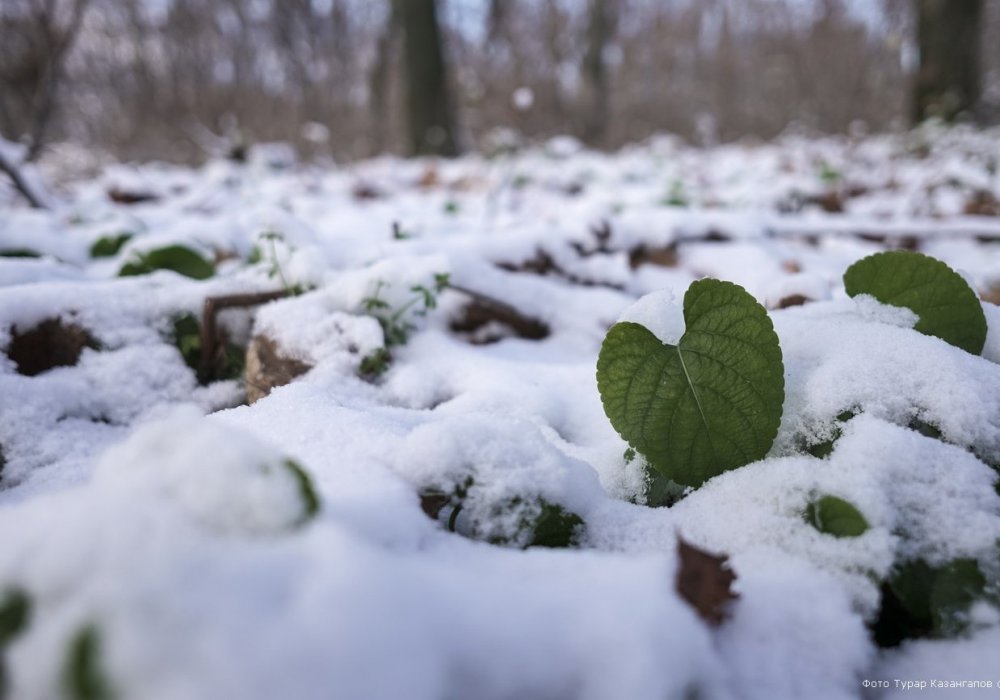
597 279 784 487
843 251 986 355
804 495 869 538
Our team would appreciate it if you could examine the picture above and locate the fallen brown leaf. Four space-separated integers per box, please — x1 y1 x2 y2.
675 536 738 626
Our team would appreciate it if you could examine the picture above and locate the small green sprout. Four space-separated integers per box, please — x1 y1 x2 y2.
256 231 307 295
358 273 450 378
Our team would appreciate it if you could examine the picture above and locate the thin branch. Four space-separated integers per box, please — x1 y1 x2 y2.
0 145 49 209
446 283 550 339
199 289 292 383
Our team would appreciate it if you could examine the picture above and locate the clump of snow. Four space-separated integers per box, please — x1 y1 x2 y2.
391 414 604 546
763 272 832 307
616 288 684 344
253 293 384 370
773 298 1000 462
95 406 316 535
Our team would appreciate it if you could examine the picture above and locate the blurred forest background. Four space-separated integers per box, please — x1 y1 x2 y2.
1 0 999 165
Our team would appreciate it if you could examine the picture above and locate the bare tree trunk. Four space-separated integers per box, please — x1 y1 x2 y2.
913 0 983 122
25 0 92 161
581 0 616 147
369 8 398 155
394 0 460 156
486 0 507 45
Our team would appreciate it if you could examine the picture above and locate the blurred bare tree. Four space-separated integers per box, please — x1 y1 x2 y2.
581 0 617 147
0 0 91 160
1 0 997 166
395 0 460 155
913 0 983 122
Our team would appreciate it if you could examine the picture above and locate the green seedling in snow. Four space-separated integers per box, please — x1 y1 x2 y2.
597 279 784 488
661 179 689 207
358 273 450 378
805 495 869 538
89 233 133 258
844 251 987 355
284 459 321 525
358 347 391 377
256 231 308 295
421 478 583 549
119 245 214 280
511 174 532 190
818 161 841 185
523 501 584 548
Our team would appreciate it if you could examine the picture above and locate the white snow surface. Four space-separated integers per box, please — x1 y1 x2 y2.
1 129 1000 699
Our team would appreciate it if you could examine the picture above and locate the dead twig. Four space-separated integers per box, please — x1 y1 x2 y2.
0 145 50 209
199 289 291 383
447 283 550 340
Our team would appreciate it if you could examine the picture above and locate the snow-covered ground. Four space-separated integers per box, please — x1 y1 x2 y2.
1 125 1000 699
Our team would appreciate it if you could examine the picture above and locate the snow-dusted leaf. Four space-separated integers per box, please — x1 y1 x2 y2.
844 251 987 355
597 279 784 487
527 502 584 548
119 244 214 280
804 495 868 538
89 233 133 259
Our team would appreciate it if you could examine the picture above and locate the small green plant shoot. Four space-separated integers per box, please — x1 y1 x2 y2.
804 495 869 538
359 273 450 377
284 459 321 526
119 244 214 280
844 250 987 355
597 279 785 487
254 231 308 295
